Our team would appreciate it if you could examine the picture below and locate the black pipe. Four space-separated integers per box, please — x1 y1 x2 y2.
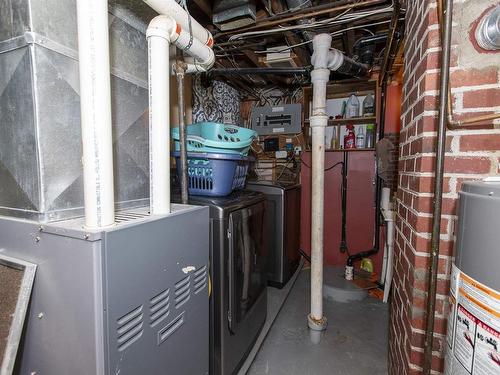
211 67 310 75
354 34 389 66
339 151 349 253
346 80 387 267
353 33 388 49
336 56 369 78
345 0 401 268
423 0 452 373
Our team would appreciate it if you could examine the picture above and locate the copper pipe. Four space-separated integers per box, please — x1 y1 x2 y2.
436 0 500 129
215 0 385 38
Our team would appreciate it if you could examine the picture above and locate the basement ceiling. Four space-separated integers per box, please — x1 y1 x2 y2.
185 0 405 96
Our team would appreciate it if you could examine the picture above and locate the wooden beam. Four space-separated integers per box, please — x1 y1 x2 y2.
190 0 212 18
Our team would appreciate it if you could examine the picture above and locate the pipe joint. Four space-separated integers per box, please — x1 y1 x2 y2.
311 34 333 68
146 15 177 41
309 115 328 128
326 49 345 71
310 68 330 84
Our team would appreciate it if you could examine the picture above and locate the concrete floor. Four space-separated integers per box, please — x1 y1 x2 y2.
247 268 389 375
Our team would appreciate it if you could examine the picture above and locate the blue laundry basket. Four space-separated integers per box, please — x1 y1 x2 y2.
171 122 257 156
172 152 254 196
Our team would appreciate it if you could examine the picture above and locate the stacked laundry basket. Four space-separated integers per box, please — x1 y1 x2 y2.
172 122 257 196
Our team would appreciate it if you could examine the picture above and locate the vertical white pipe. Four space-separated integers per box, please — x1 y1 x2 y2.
76 0 115 228
308 33 332 331
147 22 172 215
309 115 327 321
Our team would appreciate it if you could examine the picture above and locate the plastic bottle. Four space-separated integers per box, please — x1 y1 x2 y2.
365 124 375 148
346 94 360 118
362 93 375 117
344 124 356 149
356 126 365 148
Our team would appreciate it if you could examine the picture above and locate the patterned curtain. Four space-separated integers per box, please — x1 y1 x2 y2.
192 76 241 125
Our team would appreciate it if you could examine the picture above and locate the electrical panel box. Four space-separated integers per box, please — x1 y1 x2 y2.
251 104 302 135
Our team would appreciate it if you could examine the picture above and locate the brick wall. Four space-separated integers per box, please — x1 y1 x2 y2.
388 1 500 374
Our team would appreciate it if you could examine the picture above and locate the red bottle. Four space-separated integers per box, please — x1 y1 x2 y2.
344 124 356 149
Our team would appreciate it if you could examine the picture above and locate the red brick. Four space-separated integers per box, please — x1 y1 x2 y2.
444 156 491 174
451 67 499 88
460 133 500 152
463 88 500 109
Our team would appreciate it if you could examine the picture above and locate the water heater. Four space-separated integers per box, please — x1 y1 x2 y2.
444 181 500 375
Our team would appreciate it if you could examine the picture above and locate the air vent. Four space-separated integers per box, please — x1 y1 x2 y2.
114 211 150 223
193 265 208 294
149 288 170 328
157 312 185 346
117 305 144 351
174 275 191 309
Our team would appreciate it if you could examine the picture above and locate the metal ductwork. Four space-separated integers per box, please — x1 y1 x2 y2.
213 0 257 31
0 0 153 223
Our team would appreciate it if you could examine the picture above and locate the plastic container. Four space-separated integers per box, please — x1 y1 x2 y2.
356 126 365 148
346 94 360 118
172 151 253 196
344 124 356 149
365 124 375 148
172 122 258 156
362 93 375 117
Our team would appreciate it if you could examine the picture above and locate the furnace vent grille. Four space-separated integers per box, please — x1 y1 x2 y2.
174 275 191 309
114 211 150 223
149 288 170 328
116 305 144 351
193 265 207 294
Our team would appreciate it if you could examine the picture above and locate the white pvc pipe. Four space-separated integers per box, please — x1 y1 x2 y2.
383 217 395 303
146 15 214 215
147 22 172 215
309 114 328 324
143 0 214 46
308 33 332 331
76 0 115 228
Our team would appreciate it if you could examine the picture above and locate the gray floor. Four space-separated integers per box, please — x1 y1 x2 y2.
247 268 389 375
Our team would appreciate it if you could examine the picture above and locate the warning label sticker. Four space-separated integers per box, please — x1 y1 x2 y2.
454 305 477 373
473 321 500 375
445 268 500 375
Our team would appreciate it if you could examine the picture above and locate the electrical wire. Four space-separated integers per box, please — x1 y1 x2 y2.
301 159 343 171
228 5 395 41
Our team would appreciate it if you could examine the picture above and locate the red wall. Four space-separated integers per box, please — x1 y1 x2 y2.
300 150 384 274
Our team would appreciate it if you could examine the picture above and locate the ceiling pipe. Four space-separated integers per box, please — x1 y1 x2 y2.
211 67 310 75
76 0 115 229
308 34 368 332
145 2 215 215
215 0 385 38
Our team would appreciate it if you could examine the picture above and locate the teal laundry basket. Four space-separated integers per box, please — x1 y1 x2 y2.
172 122 257 156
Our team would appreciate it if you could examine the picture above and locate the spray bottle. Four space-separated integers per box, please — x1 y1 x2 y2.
344 124 356 149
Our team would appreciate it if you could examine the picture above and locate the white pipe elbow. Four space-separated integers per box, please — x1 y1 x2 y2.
147 15 215 71
146 15 177 41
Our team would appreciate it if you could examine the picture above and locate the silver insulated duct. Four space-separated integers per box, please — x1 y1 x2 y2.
0 0 155 222
213 0 257 31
